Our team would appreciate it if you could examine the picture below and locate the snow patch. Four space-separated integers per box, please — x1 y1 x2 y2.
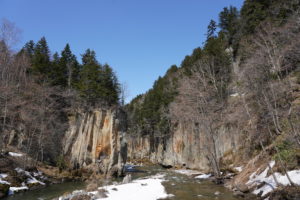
0 179 10 185
0 173 8 178
8 186 28 195
8 152 23 157
27 177 45 185
195 174 211 179
96 174 170 200
234 166 243 172
173 169 201 176
247 161 300 197
230 93 239 97
15 167 24 173
0 173 10 185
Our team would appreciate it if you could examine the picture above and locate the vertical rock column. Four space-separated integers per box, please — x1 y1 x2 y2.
63 109 127 177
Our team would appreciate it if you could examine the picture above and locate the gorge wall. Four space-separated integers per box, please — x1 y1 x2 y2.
126 93 248 171
63 108 127 176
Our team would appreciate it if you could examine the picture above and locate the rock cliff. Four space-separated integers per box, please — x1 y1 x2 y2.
63 108 127 176
127 105 244 171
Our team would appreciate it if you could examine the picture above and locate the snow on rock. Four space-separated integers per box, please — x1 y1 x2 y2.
0 179 10 185
15 167 24 173
14 168 45 187
195 173 211 179
0 173 10 185
96 174 171 200
8 152 23 157
234 166 243 172
0 174 8 178
8 186 28 195
27 177 45 185
173 169 201 176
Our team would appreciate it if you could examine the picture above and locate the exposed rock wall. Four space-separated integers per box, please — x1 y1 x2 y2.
126 92 249 171
127 120 242 170
63 109 127 176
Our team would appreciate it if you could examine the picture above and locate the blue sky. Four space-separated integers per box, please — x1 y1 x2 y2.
0 0 244 102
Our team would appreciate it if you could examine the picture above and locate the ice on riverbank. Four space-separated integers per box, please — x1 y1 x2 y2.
173 169 202 176
8 186 28 195
195 173 211 179
93 174 171 200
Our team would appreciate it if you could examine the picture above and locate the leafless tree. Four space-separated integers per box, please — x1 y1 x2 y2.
120 81 129 106
240 17 300 186
170 55 230 179
0 18 21 49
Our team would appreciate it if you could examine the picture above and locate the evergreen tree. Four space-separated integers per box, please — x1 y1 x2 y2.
240 0 270 34
60 44 79 88
219 6 240 46
78 49 101 105
206 20 217 40
31 37 51 79
50 52 64 86
78 49 120 106
101 64 120 105
23 40 35 58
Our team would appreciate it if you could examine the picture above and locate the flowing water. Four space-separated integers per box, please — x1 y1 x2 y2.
129 165 241 200
3 165 241 200
2 181 86 200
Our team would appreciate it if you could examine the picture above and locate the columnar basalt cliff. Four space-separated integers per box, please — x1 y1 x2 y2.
63 109 127 176
127 95 246 171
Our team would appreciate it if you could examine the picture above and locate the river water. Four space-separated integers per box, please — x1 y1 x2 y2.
3 165 241 200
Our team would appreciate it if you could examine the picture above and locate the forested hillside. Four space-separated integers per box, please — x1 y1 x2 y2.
126 0 300 179
0 28 121 164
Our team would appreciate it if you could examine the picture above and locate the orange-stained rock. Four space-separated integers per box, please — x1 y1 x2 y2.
63 109 127 177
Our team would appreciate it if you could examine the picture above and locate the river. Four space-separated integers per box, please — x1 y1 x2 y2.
3 165 241 200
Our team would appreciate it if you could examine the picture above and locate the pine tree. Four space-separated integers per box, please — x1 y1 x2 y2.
31 37 51 80
219 6 240 45
50 52 65 86
101 64 120 105
78 49 120 106
240 0 269 34
60 44 79 88
206 20 217 40
23 40 35 58
78 49 103 105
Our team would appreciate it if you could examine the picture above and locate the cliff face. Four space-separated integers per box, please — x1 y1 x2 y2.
63 109 127 176
127 98 245 170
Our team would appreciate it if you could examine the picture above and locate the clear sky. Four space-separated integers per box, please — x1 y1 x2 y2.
0 0 244 102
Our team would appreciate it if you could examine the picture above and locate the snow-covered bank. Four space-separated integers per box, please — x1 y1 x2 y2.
59 174 172 200
0 167 46 195
96 174 171 200
246 161 300 197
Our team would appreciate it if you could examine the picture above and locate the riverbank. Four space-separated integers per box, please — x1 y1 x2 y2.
0 150 89 199
57 164 242 200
